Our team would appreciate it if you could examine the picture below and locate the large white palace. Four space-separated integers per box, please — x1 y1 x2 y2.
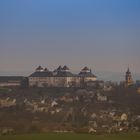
28 65 97 87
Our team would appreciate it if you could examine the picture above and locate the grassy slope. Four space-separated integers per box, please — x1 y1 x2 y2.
0 133 140 140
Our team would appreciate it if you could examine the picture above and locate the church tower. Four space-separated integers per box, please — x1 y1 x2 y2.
125 67 133 86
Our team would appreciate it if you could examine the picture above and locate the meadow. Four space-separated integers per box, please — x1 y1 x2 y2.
0 133 140 140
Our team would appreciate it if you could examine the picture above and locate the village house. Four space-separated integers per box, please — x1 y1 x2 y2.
28 65 97 88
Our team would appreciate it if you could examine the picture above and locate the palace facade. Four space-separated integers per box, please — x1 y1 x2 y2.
28 65 97 87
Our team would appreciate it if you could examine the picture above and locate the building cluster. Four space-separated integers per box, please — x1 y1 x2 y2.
0 88 140 134
0 66 138 89
0 67 140 134
28 65 97 87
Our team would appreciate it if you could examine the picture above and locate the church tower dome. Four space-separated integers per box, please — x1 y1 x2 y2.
125 67 133 86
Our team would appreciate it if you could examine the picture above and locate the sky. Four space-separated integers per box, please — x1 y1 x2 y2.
0 0 140 80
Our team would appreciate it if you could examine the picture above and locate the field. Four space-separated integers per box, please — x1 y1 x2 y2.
0 133 140 140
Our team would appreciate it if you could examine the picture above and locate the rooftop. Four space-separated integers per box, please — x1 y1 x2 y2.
82 66 90 71
62 65 70 71
0 76 24 83
29 72 53 77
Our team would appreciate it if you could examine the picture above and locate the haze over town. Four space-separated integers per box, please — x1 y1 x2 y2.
0 0 140 81
1 1 140 138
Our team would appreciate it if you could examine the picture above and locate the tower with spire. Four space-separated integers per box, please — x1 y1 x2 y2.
125 67 133 87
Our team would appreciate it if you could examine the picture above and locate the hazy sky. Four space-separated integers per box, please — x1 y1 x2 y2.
0 0 140 75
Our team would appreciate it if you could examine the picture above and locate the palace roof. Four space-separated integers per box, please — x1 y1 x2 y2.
56 66 63 71
79 71 96 77
36 66 43 71
44 68 49 72
29 71 53 77
62 65 70 71
82 66 90 71
54 71 74 77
